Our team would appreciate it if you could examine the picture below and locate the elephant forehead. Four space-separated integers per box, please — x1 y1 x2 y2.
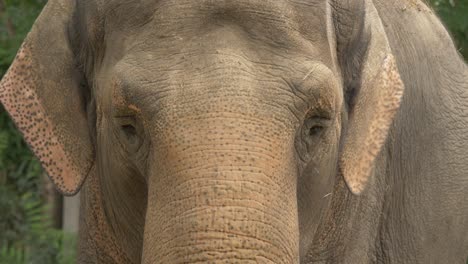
102 43 339 134
109 56 302 127
94 0 329 48
92 0 338 128
100 0 321 23
153 0 298 30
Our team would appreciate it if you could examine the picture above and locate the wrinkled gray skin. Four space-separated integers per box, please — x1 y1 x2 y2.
1 0 467 263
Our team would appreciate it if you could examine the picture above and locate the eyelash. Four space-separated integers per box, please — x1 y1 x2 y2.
304 116 328 138
114 116 143 151
308 122 324 136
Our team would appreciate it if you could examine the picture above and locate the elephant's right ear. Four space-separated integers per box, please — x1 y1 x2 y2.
0 0 94 195
332 0 404 194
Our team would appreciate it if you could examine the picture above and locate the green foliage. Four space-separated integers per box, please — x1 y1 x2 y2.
429 0 468 60
0 1 77 263
0 186 76 264
0 0 47 77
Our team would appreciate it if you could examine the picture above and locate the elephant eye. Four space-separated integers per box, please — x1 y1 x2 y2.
121 124 138 143
295 115 331 164
309 124 324 136
115 116 143 151
304 116 328 138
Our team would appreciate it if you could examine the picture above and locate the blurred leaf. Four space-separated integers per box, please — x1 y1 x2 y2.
428 0 468 59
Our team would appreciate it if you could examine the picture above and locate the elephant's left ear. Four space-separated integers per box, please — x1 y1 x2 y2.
0 0 94 195
332 0 404 194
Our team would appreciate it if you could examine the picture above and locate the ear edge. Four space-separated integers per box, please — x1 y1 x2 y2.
0 42 93 196
341 54 404 195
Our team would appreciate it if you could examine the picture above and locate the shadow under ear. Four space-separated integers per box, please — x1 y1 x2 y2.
332 0 405 195
0 0 94 195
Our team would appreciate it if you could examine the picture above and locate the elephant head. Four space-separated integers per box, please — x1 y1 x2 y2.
0 0 403 262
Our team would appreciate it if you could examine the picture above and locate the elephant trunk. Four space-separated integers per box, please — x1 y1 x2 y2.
142 113 300 263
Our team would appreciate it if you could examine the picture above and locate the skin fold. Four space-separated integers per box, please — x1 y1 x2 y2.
0 0 467 263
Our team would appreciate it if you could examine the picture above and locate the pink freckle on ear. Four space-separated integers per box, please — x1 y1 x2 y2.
0 43 84 195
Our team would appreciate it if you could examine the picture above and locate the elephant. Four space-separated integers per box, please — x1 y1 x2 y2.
1 0 467 263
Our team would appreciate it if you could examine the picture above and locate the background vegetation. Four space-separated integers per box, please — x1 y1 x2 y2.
431 0 468 59
0 0 467 263
0 0 76 263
